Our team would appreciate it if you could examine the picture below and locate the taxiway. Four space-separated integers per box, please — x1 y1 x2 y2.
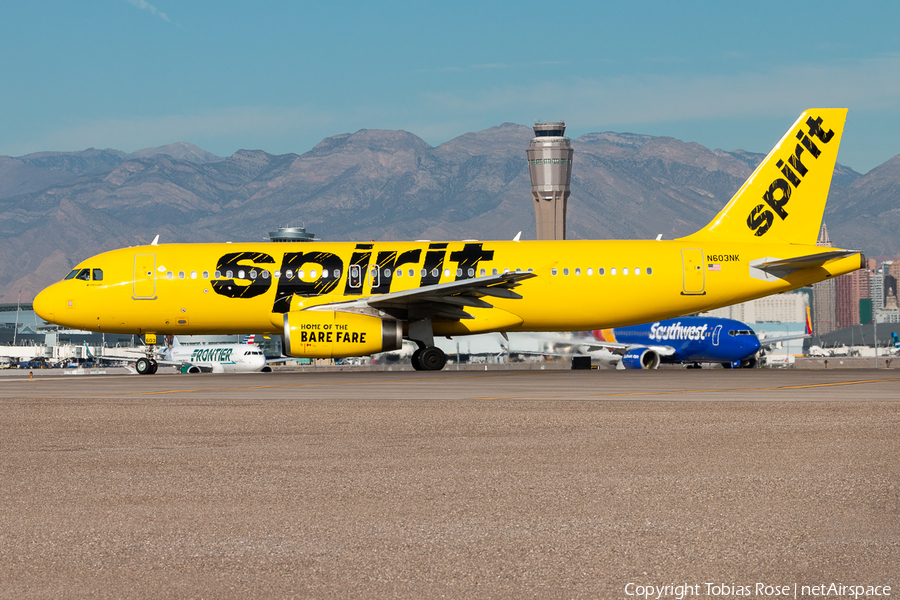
1 369 897 599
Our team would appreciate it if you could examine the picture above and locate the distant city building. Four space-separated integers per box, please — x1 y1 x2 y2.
268 225 317 242
526 121 573 240
811 223 837 335
835 259 872 327
870 261 886 309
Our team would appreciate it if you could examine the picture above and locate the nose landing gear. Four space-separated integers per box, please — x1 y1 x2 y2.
135 357 159 375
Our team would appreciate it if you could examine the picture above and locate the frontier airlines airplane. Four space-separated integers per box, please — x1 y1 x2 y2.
34 109 864 372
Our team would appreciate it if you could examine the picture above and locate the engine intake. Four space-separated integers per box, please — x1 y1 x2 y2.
620 347 661 370
283 311 402 358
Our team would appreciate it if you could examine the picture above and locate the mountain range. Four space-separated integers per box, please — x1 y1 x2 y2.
1 129 897 303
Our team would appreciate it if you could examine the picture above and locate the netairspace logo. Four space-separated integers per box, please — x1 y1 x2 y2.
624 582 891 599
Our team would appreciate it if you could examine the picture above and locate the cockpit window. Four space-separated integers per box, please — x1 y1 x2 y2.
92 269 103 281
64 269 80 280
728 329 756 337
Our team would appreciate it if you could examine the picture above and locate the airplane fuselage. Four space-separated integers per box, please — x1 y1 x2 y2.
35 238 862 338
169 344 268 373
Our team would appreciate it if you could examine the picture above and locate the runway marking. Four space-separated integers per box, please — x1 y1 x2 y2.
475 376 900 400
5 371 541 398
6 372 900 400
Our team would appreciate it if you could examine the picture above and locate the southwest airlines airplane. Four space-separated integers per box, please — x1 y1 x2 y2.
33 109 864 372
587 313 811 370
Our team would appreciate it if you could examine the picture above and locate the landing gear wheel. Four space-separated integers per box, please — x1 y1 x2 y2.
136 357 153 375
410 349 423 371
418 347 447 371
149 359 159 374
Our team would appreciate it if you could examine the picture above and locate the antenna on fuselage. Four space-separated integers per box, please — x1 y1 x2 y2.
151 235 160 246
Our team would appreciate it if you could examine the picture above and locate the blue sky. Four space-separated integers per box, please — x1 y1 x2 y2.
2 0 899 173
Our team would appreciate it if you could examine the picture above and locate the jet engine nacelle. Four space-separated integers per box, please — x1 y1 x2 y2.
282 311 402 359
620 347 661 370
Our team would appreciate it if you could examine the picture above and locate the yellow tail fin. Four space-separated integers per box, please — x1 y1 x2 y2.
681 108 847 245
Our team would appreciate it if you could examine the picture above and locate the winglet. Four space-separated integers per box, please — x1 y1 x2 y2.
806 306 812 336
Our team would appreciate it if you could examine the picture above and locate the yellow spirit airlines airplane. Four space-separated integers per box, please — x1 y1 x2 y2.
33 109 864 372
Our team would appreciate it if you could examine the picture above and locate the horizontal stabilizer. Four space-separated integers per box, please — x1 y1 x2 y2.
756 250 861 272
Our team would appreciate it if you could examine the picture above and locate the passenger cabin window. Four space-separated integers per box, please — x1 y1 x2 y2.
349 265 362 288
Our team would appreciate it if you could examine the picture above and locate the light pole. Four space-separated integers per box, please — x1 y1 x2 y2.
13 290 21 346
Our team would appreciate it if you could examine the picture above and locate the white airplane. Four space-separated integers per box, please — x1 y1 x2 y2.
84 336 288 374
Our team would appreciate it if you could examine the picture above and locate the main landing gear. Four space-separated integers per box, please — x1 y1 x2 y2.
135 357 159 375
407 316 447 371
410 346 447 371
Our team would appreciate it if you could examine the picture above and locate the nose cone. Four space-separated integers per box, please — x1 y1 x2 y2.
746 336 762 358
33 284 57 324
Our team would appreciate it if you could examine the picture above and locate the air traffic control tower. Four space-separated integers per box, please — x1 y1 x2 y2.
526 121 573 240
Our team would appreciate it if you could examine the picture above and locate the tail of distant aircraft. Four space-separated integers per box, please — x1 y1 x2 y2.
682 108 847 246
805 307 812 336
242 334 256 345
893 332 900 349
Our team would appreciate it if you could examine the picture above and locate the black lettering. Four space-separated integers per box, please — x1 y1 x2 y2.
449 243 495 281
747 204 774 236
360 332 366 344
372 249 422 294
317 331 325 342
796 130 821 158
272 251 344 313
211 252 275 299
352 332 359 343
806 115 834 144
300 331 308 342
762 179 790 219
788 144 809 176
419 243 447 287
776 159 802 187
326 332 332 343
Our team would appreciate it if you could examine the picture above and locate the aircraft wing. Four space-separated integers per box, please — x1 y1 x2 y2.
583 341 678 357
537 337 677 357
758 333 811 345
308 271 537 321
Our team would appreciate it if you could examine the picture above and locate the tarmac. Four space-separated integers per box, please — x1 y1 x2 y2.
1 367 898 599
